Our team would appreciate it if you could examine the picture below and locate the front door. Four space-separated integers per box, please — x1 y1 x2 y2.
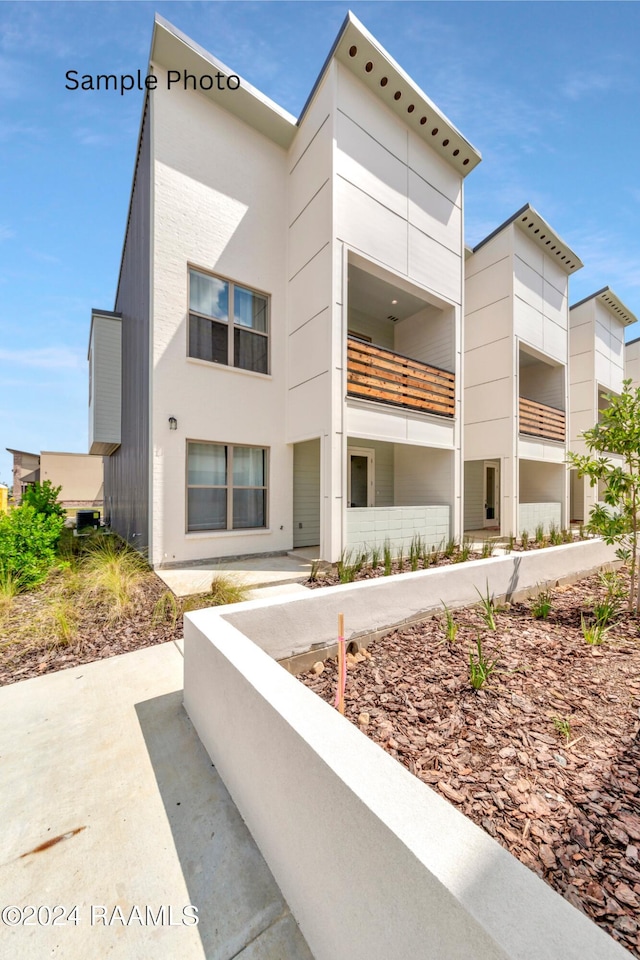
348 447 375 507
483 461 500 528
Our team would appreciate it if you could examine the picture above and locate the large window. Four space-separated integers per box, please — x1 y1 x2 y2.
187 442 267 532
188 269 269 374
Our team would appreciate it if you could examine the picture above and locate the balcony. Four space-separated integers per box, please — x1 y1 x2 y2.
347 337 455 418
519 396 565 443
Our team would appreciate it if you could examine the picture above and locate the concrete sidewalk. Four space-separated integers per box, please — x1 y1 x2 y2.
156 552 315 597
0 642 313 960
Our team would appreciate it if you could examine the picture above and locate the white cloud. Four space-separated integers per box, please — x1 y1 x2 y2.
563 71 615 102
0 224 14 241
0 346 84 369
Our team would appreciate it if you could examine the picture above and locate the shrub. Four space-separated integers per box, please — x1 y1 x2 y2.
182 574 249 611
531 588 552 619
81 535 149 620
0 505 65 591
21 480 65 520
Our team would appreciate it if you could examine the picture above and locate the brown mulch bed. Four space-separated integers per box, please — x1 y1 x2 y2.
0 573 183 687
300 571 640 956
305 536 580 589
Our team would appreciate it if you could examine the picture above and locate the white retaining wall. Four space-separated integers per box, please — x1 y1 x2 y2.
346 505 450 556
184 536 626 960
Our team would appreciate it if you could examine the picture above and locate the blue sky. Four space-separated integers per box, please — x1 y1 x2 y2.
1 1 639 488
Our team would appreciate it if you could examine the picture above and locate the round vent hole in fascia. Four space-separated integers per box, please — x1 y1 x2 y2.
365 61 373 73
349 45 358 57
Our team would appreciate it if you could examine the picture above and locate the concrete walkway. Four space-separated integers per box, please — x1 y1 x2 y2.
0 643 313 960
156 552 316 597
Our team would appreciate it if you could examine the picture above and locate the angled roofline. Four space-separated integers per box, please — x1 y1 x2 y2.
299 11 481 176
471 203 583 274
570 286 637 326
6 448 39 458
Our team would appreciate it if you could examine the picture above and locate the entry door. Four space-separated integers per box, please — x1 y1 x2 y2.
348 447 375 507
483 461 500 528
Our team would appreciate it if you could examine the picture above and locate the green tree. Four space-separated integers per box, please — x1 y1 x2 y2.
567 380 640 613
21 480 65 520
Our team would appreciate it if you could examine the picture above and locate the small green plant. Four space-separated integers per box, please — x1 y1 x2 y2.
308 558 321 582
578 523 586 540
441 603 458 643
581 614 607 646
370 546 381 570
520 530 530 551
481 539 494 559
183 574 249 611
409 535 423 572
82 535 149 620
561 528 572 543
505 533 515 554
152 590 180 628
598 569 626 608
0 567 19 613
455 538 471 563
591 599 617 628
383 540 392 576
469 635 498 690
531 588 552 619
337 549 357 583
397 548 404 571
552 715 572 743
548 523 563 546
48 598 78 646
535 523 545 546
475 581 497 629
444 537 457 558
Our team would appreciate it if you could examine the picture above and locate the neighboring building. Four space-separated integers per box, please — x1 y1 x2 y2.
6 448 40 502
463 205 583 538
569 288 636 523
90 13 481 566
625 336 640 389
5 448 104 511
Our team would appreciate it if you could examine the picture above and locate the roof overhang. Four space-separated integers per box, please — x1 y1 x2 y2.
304 12 481 177
570 287 637 326
88 309 121 360
151 15 297 149
151 13 481 176
474 203 583 274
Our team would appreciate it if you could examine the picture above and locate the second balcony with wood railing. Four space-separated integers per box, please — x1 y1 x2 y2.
346 336 455 418
519 396 565 443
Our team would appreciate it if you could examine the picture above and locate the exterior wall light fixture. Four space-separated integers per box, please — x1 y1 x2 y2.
168 416 178 431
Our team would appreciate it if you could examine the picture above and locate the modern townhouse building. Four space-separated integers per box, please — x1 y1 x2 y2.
463 205 583 538
624 336 640 389
89 12 481 566
569 288 636 523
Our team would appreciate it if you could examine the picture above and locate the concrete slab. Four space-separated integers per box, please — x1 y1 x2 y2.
156 554 313 597
0 643 313 960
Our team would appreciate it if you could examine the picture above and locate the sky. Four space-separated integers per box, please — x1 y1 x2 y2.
1 0 639 488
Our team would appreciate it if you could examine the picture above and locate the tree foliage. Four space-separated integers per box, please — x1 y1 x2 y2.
567 380 640 612
21 480 65 520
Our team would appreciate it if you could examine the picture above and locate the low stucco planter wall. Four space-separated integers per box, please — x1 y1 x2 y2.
222 537 618 663
183 538 627 960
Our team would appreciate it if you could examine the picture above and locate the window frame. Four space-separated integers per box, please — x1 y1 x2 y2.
186 440 269 534
187 266 270 375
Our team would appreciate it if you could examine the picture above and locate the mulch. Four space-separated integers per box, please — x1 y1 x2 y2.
0 574 183 687
300 571 640 957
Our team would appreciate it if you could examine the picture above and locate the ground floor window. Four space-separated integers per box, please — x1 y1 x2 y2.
187 442 267 531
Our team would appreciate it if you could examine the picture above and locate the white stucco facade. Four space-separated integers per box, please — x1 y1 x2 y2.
95 13 480 566
464 206 583 537
569 288 636 523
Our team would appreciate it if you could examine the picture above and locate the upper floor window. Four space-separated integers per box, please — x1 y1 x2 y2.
188 268 269 374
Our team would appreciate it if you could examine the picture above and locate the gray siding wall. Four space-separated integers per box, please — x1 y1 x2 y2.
105 101 151 551
463 460 484 531
293 439 321 548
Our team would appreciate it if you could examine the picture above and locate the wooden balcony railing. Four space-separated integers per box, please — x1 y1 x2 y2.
519 396 565 442
347 337 455 418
